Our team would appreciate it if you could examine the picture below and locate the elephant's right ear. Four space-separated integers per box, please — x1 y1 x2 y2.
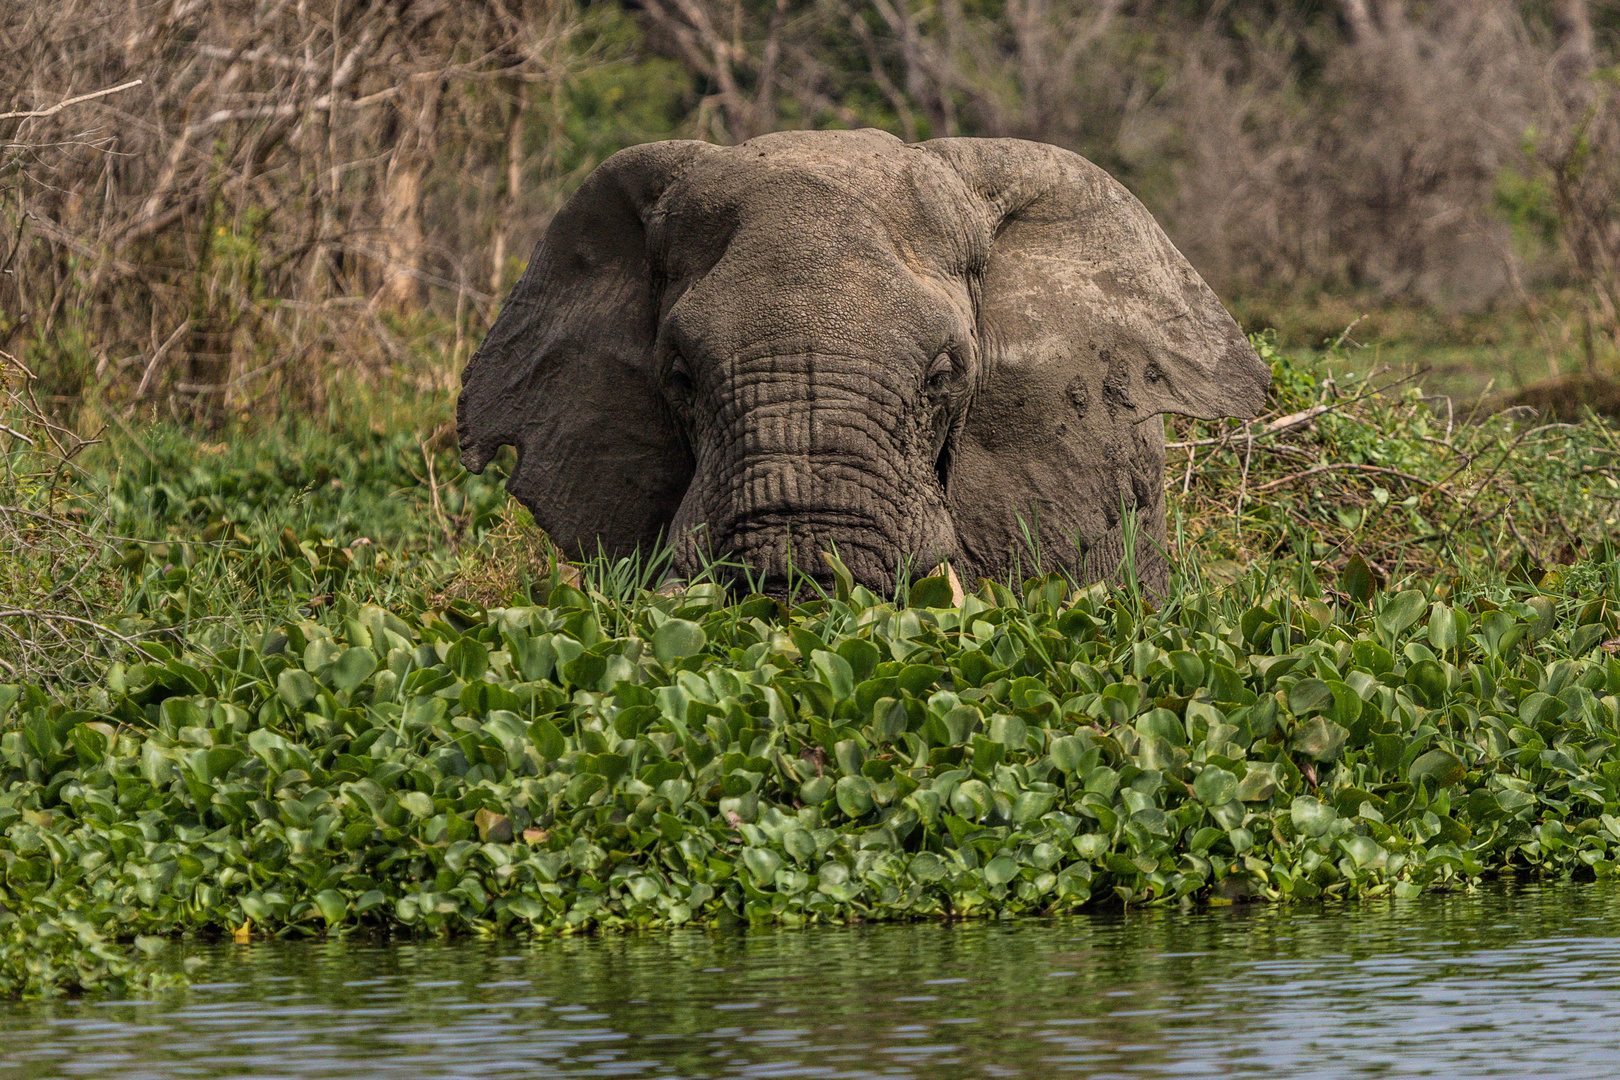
458 141 717 560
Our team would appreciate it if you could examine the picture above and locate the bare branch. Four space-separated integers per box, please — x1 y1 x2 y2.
0 79 144 122
133 320 191 400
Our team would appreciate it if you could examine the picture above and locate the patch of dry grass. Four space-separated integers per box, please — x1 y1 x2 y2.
1169 338 1620 596
430 498 564 609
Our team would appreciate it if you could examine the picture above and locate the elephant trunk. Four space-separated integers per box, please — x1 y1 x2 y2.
669 354 957 595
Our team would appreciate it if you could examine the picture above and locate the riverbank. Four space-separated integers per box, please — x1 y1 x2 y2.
4 343 1620 997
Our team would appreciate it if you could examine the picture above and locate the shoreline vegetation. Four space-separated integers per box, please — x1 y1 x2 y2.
4 343 1620 998
8 0 1620 1005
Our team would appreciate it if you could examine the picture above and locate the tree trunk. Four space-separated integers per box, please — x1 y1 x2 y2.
1339 0 1376 42
378 82 444 312
489 81 526 297
1553 0 1594 82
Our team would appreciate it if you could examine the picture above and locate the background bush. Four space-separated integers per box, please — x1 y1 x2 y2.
4 0 1620 431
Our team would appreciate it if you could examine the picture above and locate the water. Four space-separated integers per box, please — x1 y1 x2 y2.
5 880 1620 1079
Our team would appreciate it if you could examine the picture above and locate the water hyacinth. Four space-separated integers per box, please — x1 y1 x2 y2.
3 560 1620 997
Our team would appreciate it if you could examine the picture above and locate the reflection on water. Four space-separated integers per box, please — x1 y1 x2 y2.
4 880 1620 1079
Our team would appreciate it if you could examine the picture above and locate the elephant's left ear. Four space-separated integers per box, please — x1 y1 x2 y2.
920 137 1270 423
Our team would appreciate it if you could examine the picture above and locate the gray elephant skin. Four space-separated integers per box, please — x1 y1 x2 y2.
458 129 1270 595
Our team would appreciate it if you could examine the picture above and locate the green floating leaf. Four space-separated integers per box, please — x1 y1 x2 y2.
951 778 993 820
784 829 817 861
800 776 834 805
397 791 435 818
1339 835 1383 869
775 869 811 895
836 637 882 683
909 575 956 609
1012 789 1055 823
333 647 378 695
1292 717 1349 763
277 669 318 710
1376 591 1427 640
1074 833 1108 860
1169 650 1205 689
561 652 606 691
1240 606 1277 647
742 847 783 886
191 746 245 785
987 713 1028 750
897 664 946 696
1409 748 1466 787
1427 602 1459 653
1290 796 1336 838
983 854 1019 886
653 619 707 666
446 638 489 681
314 890 348 925
1405 659 1449 705
1325 680 1363 727
1340 554 1383 606
1048 735 1086 774
821 549 855 602
1525 595 1557 640
1193 765 1239 805
834 775 874 818
811 650 855 700
1237 764 1278 802
1288 679 1334 716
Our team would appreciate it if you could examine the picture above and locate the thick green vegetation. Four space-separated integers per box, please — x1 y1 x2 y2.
4 347 1620 998
5 558 1620 999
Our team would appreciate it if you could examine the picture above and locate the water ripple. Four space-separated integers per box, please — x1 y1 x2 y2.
3 880 1620 1078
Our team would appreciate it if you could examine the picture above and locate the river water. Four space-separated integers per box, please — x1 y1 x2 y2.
4 880 1620 1079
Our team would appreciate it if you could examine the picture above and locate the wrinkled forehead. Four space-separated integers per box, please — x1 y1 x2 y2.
649 131 987 276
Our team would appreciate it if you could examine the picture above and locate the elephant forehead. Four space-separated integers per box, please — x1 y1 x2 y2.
665 252 968 364
653 132 988 272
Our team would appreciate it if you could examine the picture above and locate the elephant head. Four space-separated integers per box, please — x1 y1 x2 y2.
458 130 1269 595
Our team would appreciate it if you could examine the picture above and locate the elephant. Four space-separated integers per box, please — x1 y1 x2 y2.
458 129 1270 597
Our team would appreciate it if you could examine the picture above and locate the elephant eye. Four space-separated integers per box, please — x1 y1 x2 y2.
666 353 695 396
925 352 955 394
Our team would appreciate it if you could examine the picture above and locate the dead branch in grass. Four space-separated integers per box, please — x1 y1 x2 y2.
1251 462 1451 496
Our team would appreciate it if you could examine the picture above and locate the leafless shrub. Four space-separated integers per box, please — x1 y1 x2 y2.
1532 0 1620 366
1 0 577 426
630 0 1600 319
1165 0 1543 308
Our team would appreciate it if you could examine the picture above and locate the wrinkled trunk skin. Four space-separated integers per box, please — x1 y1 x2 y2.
669 353 957 595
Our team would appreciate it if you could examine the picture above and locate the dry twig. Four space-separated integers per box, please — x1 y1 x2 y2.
0 79 143 122
1251 462 1450 495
